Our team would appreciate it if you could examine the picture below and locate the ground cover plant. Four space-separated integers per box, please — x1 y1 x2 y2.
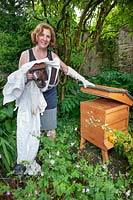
0 119 132 200
0 69 132 199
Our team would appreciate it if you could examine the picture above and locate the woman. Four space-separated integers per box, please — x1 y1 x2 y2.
15 23 95 175
19 23 95 138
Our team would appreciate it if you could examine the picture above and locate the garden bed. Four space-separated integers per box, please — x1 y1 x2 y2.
0 121 132 200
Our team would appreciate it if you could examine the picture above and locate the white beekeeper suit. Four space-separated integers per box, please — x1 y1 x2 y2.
3 56 95 175
3 57 60 175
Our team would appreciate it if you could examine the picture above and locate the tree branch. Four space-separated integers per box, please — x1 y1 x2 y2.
56 0 72 31
74 0 103 47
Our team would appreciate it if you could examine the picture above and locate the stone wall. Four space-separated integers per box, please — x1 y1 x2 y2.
118 27 133 73
84 27 133 75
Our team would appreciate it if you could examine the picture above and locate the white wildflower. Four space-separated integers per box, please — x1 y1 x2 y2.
102 164 107 170
70 142 75 146
50 159 55 165
35 190 39 195
56 151 60 156
125 190 130 197
41 172 44 176
109 173 113 178
126 172 129 177
86 188 90 193
82 188 90 193
49 154 52 158
76 164 80 168
82 189 86 193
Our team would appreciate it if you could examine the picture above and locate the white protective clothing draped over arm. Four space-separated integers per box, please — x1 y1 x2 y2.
67 66 95 87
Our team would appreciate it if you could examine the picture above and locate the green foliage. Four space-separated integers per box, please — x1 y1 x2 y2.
0 0 132 76
0 121 132 199
0 73 7 91
0 32 18 73
58 70 133 121
113 130 133 176
0 94 17 172
69 47 85 69
91 69 133 95
58 80 95 119
117 0 133 28
101 1 133 44
0 27 31 73
0 0 32 73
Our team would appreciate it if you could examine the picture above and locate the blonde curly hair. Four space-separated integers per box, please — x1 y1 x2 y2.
31 23 56 47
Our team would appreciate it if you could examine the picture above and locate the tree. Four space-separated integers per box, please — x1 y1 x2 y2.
0 0 32 73
0 0 132 95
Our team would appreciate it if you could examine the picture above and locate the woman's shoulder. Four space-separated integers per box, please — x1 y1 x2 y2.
20 49 29 57
51 51 59 60
19 49 30 67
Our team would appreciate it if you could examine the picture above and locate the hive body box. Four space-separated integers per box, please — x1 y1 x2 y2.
80 85 133 162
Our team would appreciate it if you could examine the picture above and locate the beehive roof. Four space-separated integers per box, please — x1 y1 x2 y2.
81 84 133 106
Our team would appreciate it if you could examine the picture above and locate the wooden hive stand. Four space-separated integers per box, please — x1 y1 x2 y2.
80 85 133 162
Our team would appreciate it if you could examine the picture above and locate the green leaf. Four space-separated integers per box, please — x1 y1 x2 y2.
1 139 10 165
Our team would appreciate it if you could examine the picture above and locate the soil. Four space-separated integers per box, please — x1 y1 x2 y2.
80 142 128 179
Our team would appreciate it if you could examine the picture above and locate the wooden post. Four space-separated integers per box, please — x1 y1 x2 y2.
80 137 86 149
102 150 109 162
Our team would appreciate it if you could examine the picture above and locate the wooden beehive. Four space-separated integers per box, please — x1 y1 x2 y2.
80 85 133 162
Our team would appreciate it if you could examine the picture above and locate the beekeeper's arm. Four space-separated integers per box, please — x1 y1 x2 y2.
58 57 95 88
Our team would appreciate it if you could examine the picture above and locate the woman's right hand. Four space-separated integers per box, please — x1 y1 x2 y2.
26 72 34 80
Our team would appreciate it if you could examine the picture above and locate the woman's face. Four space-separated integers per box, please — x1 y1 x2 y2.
36 28 51 48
